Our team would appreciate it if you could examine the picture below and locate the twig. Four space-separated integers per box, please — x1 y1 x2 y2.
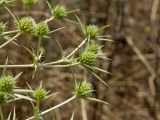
126 36 156 96
0 33 21 49
151 0 159 22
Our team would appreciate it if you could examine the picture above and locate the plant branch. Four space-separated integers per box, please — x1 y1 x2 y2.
45 16 54 23
0 33 21 49
26 95 76 120
66 38 87 59
0 62 80 68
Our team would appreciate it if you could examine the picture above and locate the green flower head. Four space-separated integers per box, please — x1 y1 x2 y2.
33 87 47 101
75 81 93 98
87 43 100 54
22 0 38 6
84 25 99 38
18 17 35 34
80 52 97 67
0 75 14 93
0 22 6 34
52 5 67 19
35 22 49 37
0 92 7 105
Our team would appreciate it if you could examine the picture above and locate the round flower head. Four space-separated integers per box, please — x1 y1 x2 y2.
18 17 35 34
33 87 47 101
52 5 67 19
0 92 6 105
87 44 99 54
75 81 92 98
22 0 38 6
0 75 14 93
35 22 49 37
80 52 97 67
0 22 5 34
84 25 99 38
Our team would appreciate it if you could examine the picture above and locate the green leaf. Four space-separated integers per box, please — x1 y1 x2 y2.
13 89 33 93
13 72 23 81
86 97 109 105
2 57 8 76
90 71 108 86
93 67 111 75
69 112 74 120
44 92 60 100
14 94 35 102
48 27 65 34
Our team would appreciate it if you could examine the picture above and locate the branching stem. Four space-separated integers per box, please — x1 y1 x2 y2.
0 32 21 49
26 95 76 120
66 38 87 59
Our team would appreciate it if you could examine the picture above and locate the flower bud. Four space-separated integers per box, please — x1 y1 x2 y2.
84 25 99 38
22 0 38 6
52 5 67 19
33 87 47 101
0 76 14 93
87 44 99 54
18 17 35 34
35 22 49 37
75 81 92 98
80 52 97 67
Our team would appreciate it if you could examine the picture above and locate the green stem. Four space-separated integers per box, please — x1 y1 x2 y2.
0 32 21 49
37 37 42 55
3 4 18 23
41 62 80 68
27 7 31 16
45 16 54 23
34 102 41 120
0 64 33 68
0 105 4 120
0 62 80 68
3 30 19 35
26 95 76 120
66 38 87 59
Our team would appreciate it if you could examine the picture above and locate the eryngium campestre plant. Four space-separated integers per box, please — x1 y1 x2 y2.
18 17 35 34
52 5 67 19
35 22 49 37
80 51 97 67
0 0 111 119
0 75 14 93
75 81 93 98
33 87 47 101
83 25 99 38
87 43 100 54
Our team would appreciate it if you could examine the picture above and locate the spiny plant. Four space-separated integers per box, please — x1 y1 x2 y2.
0 0 112 119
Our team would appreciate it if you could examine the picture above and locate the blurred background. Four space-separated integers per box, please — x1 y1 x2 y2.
0 0 160 120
